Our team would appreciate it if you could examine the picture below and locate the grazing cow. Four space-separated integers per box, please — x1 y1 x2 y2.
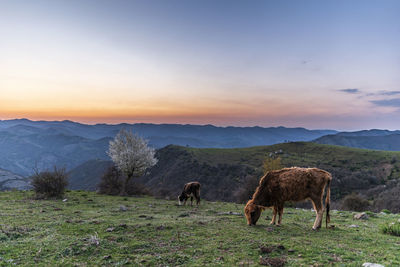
245 167 331 230
178 182 201 206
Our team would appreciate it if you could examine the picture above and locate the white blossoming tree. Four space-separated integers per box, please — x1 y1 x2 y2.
107 129 157 195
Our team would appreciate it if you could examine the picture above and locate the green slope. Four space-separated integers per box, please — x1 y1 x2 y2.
141 142 400 211
0 191 399 266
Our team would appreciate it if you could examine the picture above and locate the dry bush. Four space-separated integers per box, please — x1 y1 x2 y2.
31 167 68 199
98 166 123 195
98 166 151 196
341 193 370 212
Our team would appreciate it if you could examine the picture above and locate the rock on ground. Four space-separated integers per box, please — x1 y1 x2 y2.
354 212 369 220
362 263 384 267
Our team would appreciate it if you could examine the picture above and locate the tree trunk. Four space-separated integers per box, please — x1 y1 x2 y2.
120 174 132 196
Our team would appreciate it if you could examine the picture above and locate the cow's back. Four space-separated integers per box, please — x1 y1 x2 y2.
184 182 200 194
268 168 330 202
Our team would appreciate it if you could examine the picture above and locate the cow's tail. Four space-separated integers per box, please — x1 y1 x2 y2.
325 176 331 228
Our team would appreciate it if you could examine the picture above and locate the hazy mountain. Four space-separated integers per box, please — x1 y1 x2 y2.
314 132 400 151
0 119 336 176
67 159 114 191
0 130 111 176
334 129 400 137
0 119 337 145
0 168 31 191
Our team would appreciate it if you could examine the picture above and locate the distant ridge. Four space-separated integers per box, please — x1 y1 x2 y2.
0 168 31 191
0 119 337 176
314 130 400 151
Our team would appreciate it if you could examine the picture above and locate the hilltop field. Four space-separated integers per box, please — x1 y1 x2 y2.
0 191 399 266
137 142 400 212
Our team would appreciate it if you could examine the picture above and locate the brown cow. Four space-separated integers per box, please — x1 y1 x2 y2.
178 182 201 206
245 167 331 230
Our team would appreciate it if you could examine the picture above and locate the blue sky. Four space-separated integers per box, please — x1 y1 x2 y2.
0 0 399 130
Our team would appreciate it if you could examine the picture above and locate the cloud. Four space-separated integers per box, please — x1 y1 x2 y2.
370 98 400 107
338 88 360 94
378 90 400 96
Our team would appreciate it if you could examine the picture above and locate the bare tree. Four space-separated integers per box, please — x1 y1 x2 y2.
107 129 157 195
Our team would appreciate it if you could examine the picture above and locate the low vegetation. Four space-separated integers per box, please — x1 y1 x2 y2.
98 166 151 196
381 221 400 237
0 191 399 266
341 193 370 212
30 167 68 199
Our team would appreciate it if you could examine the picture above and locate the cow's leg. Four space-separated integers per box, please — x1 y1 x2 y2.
270 206 278 225
277 205 284 226
195 191 200 206
183 198 187 206
190 196 193 206
311 197 324 230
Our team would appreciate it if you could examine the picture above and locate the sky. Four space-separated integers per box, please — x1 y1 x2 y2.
1 0 399 130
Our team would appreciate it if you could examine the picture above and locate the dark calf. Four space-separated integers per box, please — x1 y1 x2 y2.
178 182 201 206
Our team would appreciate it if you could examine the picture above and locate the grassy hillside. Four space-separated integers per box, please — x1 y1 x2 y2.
139 142 400 212
0 191 399 266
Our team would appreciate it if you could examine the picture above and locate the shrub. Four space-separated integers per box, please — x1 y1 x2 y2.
263 156 283 174
98 166 123 195
98 166 151 196
341 193 370 212
31 167 68 199
381 222 400 236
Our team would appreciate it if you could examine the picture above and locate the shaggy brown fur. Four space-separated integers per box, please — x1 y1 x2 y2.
245 167 331 230
178 182 201 206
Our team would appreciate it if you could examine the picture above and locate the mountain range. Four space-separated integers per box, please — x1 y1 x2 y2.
0 119 335 176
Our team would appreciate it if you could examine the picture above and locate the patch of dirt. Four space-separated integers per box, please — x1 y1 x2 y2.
260 256 286 266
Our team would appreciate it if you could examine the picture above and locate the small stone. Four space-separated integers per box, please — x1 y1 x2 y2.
119 205 127 212
103 255 112 260
288 249 295 253
354 212 369 220
362 263 384 267
348 224 359 228
106 227 115 232
62 198 68 202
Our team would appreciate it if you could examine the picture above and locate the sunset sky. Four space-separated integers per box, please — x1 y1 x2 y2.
1 0 399 130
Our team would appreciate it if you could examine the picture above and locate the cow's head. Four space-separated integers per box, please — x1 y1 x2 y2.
178 193 187 205
244 200 264 226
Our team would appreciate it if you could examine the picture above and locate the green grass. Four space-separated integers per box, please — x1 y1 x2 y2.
0 191 399 266
381 221 400 237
